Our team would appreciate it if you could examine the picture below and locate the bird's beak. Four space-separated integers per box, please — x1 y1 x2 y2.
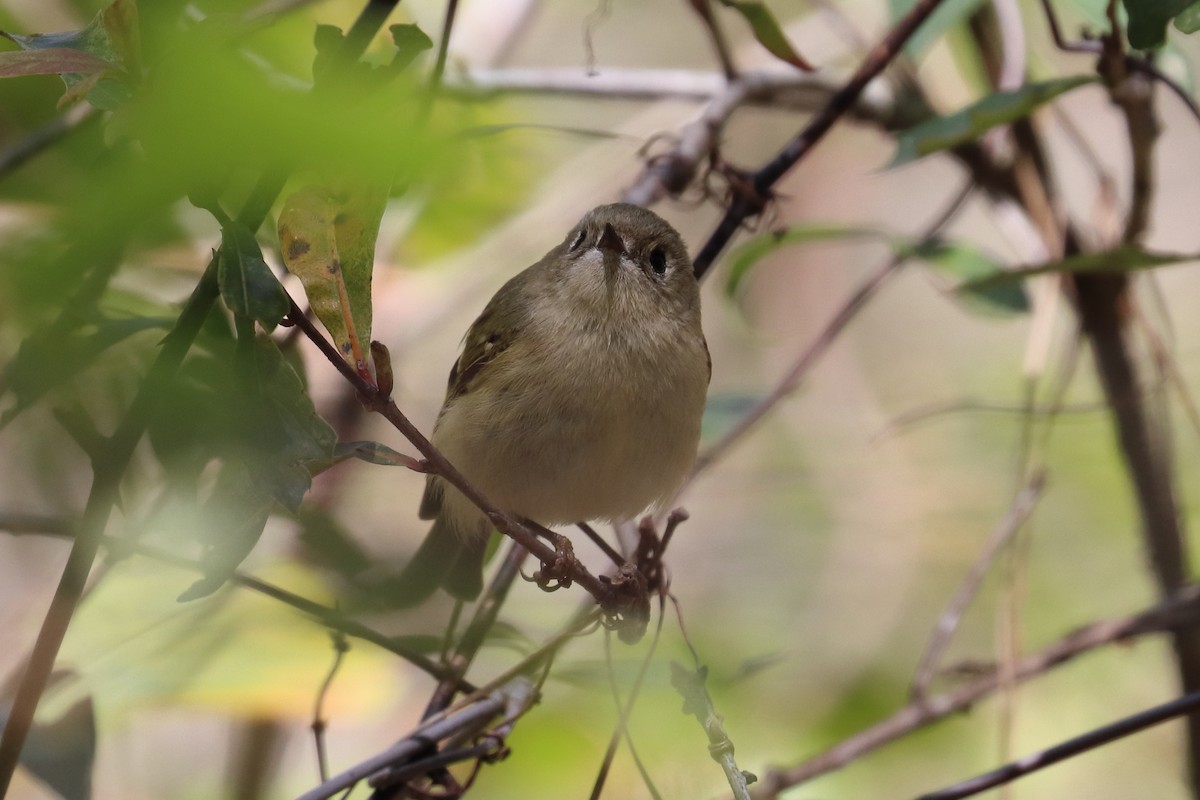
596 223 625 254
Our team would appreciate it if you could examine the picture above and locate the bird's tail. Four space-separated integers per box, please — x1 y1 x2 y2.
394 517 487 604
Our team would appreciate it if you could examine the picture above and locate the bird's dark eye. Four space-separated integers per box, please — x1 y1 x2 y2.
649 247 667 275
569 229 586 252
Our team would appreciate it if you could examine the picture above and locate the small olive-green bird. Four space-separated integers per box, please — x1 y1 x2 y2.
399 203 710 601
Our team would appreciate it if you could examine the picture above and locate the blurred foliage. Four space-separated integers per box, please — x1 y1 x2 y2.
0 0 1198 798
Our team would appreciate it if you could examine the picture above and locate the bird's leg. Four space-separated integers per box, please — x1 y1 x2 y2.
521 519 578 592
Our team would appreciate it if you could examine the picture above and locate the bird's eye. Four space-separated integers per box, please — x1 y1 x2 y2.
649 247 667 275
569 229 586 252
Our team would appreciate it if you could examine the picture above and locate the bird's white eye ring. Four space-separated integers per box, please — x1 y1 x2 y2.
569 229 586 252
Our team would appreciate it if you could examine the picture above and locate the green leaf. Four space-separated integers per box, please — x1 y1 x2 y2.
0 0 135 110
890 0 986 56
713 0 814 70
178 460 274 602
218 222 288 329
961 245 1199 291
1125 0 1194 47
237 338 337 511
389 23 433 73
13 673 95 800
1174 0 1200 33
910 240 1029 315
891 76 1096 167
1 317 169 427
725 224 887 297
278 184 386 370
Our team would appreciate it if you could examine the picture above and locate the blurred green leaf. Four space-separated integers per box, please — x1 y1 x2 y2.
237 337 336 511
218 222 288 330
712 1 814 70
725 224 886 297
389 23 433 73
910 240 1029 315
1174 0 1200 32
1125 0 1194 47
1 0 135 110
962 245 1199 290
890 0 986 57
278 184 385 370
178 460 274 602
296 507 373 577
890 76 1095 166
1 316 169 427
7 672 95 800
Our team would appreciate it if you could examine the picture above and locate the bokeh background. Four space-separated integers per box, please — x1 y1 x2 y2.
1 0 1199 798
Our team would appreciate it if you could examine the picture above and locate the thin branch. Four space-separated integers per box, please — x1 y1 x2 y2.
285 299 621 611
917 690 1200 799
429 0 459 93
312 631 350 782
0 521 464 684
0 104 96 180
749 584 1200 798
422 542 528 719
691 0 952 279
293 691 508 800
693 180 974 477
0 258 222 795
910 473 1047 698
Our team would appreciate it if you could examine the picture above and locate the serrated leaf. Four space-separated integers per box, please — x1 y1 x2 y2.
1125 0 1194 48
962 245 1199 291
389 23 433 73
278 184 386 372
910 240 1029 315
890 0 986 57
1174 1 1200 32
891 76 1096 167
725 224 887 297
713 0 814 71
218 222 288 329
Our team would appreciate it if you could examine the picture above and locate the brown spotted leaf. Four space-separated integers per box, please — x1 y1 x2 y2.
277 184 386 374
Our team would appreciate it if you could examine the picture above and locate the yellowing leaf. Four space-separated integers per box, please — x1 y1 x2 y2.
277 184 386 377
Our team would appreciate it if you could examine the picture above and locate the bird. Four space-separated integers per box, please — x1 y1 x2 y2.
398 203 710 602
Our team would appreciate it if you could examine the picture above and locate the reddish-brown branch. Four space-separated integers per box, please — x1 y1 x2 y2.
749 585 1200 798
690 0 951 279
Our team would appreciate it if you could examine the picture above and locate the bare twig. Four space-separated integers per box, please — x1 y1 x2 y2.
749 584 1200 798
286 299 623 612
312 631 351 782
910 472 1047 698
693 180 973 477
293 690 509 800
0 519 465 684
691 0 952 280
917 690 1200 799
